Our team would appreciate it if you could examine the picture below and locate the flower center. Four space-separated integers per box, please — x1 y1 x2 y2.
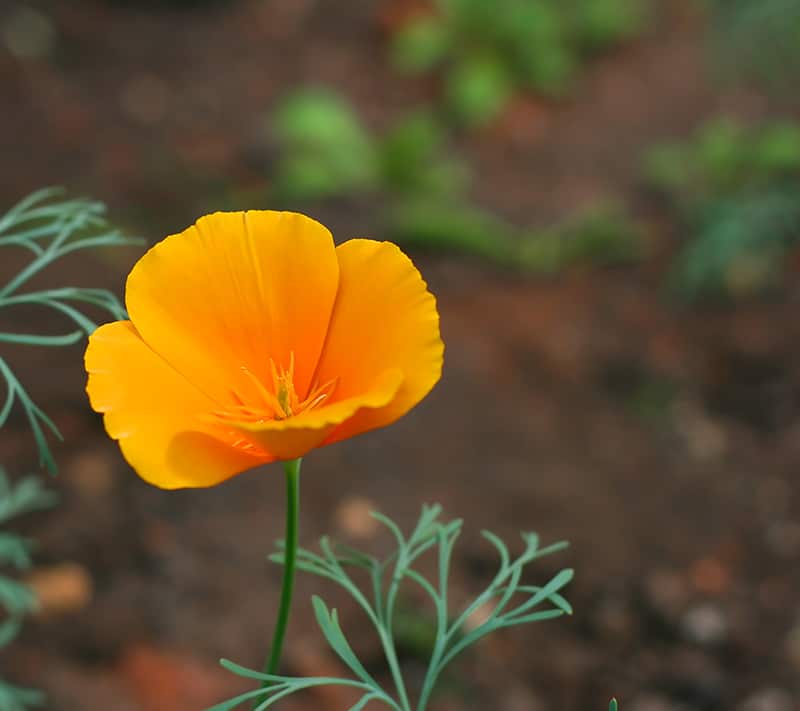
212 352 337 425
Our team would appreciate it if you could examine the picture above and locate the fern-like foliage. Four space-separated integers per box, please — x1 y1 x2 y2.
709 0 800 88
212 504 572 711
0 468 56 710
645 119 800 299
0 188 137 708
391 0 650 126
0 187 141 472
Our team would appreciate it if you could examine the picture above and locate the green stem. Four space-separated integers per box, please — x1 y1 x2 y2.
259 457 302 696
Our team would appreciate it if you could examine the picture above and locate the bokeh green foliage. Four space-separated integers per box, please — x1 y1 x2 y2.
646 119 800 299
389 200 643 273
270 89 644 271
271 91 380 203
708 0 800 88
390 0 649 126
270 90 468 203
0 189 136 709
0 469 55 711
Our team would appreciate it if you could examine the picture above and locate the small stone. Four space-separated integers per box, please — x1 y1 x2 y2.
689 557 731 596
673 398 727 461
644 569 688 620
738 688 795 711
334 496 380 539
67 449 115 499
26 562 93 618
120 644 243 711
464 600 495 632
681 604 728 645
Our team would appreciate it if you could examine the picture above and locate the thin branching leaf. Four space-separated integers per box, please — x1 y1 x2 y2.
219 504 572 711
0 188 139 471
311 596 381 688
502 568 575 622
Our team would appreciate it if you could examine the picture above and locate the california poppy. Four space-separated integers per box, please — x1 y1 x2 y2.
85 211 443 489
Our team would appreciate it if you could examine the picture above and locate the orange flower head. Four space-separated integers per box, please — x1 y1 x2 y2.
84 211 444 489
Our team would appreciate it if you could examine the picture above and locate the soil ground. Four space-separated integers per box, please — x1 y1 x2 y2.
1 1 800 710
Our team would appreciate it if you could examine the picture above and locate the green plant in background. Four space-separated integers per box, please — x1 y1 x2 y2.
0 188 136 708
378 111 470 199
212 504 572 710
270 90 380 203
390 0 650 126
389 199 644 273
708 0 800 88
387 200 519 265
669 191 800 299
645 119 800 299
270 89 645 271
646 120 800 201
0 188 139 471
0 469 55 711
270 90 468 204
519 203 643 274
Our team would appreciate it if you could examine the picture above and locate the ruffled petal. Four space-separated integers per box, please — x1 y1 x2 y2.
85 320 269 489
314 240 443 445
230 369 403 460
125 211 340 407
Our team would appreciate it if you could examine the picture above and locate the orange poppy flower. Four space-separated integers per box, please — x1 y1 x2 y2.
85 211 443 489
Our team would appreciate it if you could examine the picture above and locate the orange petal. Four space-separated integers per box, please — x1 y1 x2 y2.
314 240 443 445
231 369 403 460
125 211 339 406
85 321 269 489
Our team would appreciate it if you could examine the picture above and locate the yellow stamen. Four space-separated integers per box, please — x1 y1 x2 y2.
211 352 337 426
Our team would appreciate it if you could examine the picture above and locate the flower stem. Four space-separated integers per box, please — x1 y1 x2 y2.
260 457 301 695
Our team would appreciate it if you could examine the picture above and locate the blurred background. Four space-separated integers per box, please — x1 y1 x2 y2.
2 0 800 709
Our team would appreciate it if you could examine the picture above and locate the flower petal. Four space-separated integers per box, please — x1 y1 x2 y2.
86 320 269 489
125 211 339 406
314 240 443 445
230 369 403 460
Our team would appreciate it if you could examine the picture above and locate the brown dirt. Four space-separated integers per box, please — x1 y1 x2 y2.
2 1 799 709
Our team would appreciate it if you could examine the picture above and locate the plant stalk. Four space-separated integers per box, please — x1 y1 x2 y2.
258 457 302 701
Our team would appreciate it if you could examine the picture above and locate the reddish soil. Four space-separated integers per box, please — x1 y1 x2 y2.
2 1 799 710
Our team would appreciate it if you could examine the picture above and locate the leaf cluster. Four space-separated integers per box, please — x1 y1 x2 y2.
645 119 800 300
269 89 644 272
0 188 141 471
0 468 55 710
391 0 650 126
270 90 468 205
0 188 136 708
389 200 643 273
213 504 572 711
707 0 800 89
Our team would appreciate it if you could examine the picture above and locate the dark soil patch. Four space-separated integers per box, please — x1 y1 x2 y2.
2 1 799 709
